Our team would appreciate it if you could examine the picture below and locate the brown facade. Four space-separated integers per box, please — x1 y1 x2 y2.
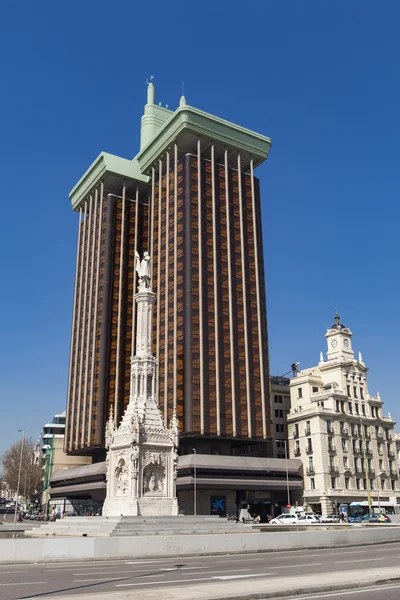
66 148 271 457
65 185 148 454
153 148 271 451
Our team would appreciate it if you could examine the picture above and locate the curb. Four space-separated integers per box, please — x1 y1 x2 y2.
197 577 400 600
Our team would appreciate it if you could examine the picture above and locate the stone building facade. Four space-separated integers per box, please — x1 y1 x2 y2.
287 314 399 516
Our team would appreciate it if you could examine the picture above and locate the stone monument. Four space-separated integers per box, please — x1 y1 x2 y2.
102 252 179 516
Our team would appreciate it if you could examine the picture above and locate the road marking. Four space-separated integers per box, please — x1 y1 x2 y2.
73 569 158 576
214 573 277 580
0 582 46 587
282 583 400 599
74 577 129 582
269 563 322 569
116 577 211 587
334 557 385 564
159 566 207 571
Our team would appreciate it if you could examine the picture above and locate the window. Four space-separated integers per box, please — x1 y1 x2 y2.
356 479 360 490
305 421 311 435
371 407 375 417
370 480 374 490
381 479 385 490
353 387 358 399
294 424 299 438
312 387 319 393
354 458 359 471
362 404 366 416
327 420 332 434
360 388 364 400
343 456 348 468
336 401 340 412
275 409 284 418
342 439 347 451
309 456 313 469
274 394 283 404
331 477 336 489
298 388 303 399
310 478 315 490
392 480 396 491
355 403 359 415
351 424 355 436
328 437 333 451
379 459 383 470
329 456 335 469
295 440 300 451
363 479 367 490
347 385 351 397
348 402 353 414
341 401 345 412
345 478 349 489
275 424 280 433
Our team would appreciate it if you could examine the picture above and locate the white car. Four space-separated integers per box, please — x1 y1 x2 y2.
297 514 320 523
321 514 339 523
5 502 15 508
269 513 299 525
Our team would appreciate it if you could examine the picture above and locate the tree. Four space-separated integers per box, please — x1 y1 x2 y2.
1 438 43 499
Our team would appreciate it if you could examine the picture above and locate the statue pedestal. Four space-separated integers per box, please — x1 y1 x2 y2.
138 497 179 517
103 269 179 518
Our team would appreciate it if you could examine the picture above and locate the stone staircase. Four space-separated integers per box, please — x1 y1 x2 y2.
25 515 246 537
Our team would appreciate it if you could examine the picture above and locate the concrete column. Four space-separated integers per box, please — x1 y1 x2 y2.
211 143 220 436
156 160 162 405
88 182 104 445
114 182 126 424
164 151 170 425
198 139 204 434
224 148 236 437
237 154 252 438
76 199 90 447
250 159 267 440
82 190 97 446
66 206 83 451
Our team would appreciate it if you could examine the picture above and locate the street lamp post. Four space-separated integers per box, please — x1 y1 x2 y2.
283 440 290 506
14 428 25 528
193 448 197 516
360 418 372 514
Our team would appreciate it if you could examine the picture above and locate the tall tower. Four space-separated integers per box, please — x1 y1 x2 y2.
65 82 273 458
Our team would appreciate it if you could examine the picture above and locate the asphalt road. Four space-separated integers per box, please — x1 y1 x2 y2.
0 540 399 600
279 584 400 600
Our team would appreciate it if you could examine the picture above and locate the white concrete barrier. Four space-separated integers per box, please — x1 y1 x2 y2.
1 527 400 563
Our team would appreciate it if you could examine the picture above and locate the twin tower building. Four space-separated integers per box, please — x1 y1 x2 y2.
63 83 284 515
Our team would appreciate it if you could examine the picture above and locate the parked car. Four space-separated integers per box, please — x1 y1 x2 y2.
321 514 339 523
269 513 299 525
297 514 320 524
361 513 391 523
5 502 15 508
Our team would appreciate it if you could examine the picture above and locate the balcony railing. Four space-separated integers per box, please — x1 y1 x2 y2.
353 447 361 454
294 448 301 457
306 467 315 475
377 432 384 439
306 446 313 454
330 467 339 475
368 469 375 476
341 427 349 436
388 451 396 459
328 446 337 454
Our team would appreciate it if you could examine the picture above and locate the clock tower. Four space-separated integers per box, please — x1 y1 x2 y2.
325 312 354 361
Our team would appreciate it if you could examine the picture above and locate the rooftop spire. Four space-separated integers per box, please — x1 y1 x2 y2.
146 76 155 105
334 310 340 327
179 82 187 107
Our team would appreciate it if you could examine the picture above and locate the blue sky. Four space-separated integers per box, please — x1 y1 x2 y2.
0 1 399 454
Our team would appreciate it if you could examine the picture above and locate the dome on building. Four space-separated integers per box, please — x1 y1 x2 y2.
330 312 347 330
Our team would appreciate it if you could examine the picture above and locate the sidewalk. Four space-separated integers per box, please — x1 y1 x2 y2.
27 566 400 600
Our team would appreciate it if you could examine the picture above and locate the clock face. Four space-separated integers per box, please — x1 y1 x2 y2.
343 339 350 348
331 340 338 348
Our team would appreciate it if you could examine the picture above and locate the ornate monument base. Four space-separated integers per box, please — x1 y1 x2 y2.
102 253 179 518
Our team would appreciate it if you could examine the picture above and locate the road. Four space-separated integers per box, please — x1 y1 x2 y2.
0 539 399 599
280 585 400 600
